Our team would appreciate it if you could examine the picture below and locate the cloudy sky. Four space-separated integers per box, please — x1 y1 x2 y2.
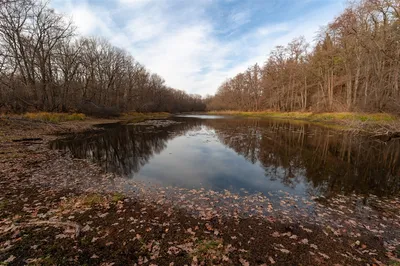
51 0 347 96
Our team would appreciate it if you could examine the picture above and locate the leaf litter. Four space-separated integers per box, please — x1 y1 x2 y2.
0 118 399 265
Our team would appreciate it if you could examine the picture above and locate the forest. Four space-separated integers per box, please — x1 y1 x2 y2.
206 0 400 113
1 1 400 265
0 0 206 114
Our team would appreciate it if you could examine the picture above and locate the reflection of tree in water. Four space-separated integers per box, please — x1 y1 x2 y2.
52 118 400 196
206 119 400 197
51 121 202 176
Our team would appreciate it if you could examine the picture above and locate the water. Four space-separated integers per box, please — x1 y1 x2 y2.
51 115 400 198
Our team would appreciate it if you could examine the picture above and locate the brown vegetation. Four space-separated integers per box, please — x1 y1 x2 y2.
206 0 400 114
0 0 206 114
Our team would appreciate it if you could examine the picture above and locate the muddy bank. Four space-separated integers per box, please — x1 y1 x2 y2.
0 118 399 265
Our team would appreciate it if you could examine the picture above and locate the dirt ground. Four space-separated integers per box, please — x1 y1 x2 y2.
0 117 399 265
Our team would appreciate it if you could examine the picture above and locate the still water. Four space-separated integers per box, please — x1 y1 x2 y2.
51 115 400 197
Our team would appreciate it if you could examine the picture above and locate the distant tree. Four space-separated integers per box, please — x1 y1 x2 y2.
0 0 206 113
207 0 400 114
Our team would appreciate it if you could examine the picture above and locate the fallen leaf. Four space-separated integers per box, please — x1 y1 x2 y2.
300 238 309 244
319 252 330 259
268 256 276 264
239 258 249 266
271 231 280 237
280 249 290 254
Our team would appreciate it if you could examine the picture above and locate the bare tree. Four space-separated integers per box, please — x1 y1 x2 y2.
0 0 206 113
208 0 400 114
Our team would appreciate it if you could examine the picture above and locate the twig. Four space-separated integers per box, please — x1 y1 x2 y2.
1 220 82 238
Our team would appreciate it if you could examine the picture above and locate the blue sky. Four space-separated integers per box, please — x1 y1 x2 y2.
51 0 347 96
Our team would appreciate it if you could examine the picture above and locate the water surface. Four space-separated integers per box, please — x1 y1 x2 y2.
51 115 400 198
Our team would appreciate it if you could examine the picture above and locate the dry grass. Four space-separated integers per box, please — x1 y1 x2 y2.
23 112 86 123
111 192 125 203
60 194 108 211
208 111 397 123
209 111 400 135
1 112 169 124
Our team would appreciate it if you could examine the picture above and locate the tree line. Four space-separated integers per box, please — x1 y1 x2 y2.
0 0 206 114
207 0 400 113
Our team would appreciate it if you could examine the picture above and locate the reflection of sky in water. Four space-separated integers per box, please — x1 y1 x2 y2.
133 125 308 196
174 115 227 119
51 116 400 198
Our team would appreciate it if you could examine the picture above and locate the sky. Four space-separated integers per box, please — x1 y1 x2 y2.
51 0 347 96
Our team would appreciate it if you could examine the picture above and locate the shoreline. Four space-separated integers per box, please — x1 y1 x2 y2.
207 111 400 138
207 111 397 123
1 118 399 265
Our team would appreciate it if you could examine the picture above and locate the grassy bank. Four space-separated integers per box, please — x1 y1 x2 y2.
208 111 397 123
22 112 86 122
208 111 400 135
0 112 86 123
1 111 170 124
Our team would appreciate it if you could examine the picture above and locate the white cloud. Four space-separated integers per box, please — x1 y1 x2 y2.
53 0 115 37
256 23 289 36
118 0 154 7
127 16 167 43
230 10 250 26
70 8 98 35
51 0 346 96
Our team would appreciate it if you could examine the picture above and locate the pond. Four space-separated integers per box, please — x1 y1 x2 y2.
51 115 400 198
